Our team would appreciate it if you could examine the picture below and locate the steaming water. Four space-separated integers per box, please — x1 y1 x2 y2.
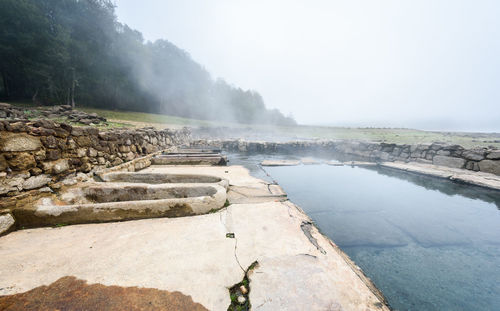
228 154 500 311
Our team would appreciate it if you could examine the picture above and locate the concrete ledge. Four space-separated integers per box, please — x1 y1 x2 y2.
380 161 500 191
261 160 301 166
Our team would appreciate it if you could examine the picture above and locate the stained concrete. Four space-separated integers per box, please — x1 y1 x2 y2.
0 276 208 311
0 165 389 311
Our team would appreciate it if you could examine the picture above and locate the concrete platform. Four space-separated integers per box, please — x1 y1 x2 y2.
0 165 389 311
381 161 500 191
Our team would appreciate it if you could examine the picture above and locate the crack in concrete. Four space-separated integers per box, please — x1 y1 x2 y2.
258 164 279 185
219 207 245 273
282 200 296 218
233 237 245 272
299 253 318 259
228 188 250 198
229 188 287 203
300 221 326 254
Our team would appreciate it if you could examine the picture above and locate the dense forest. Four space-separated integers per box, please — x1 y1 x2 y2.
0 0 295 125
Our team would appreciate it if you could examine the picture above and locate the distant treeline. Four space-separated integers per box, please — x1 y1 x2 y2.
0 0 296 125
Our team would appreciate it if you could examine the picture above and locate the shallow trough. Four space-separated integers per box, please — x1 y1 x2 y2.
12 170 229 228
153 148 228 166
99 172 229 188
152 155 227 166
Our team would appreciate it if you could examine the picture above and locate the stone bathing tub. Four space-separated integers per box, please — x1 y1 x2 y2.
99 172 229 187
13 173 228 228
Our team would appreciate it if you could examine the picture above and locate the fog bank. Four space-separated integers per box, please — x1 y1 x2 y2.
116 0 500 132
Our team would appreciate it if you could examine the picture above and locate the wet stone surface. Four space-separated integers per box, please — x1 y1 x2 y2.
0 276 208 311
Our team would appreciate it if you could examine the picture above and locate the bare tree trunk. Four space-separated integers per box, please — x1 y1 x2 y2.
1 71 10 99
70 69 75 109
32 88 39 105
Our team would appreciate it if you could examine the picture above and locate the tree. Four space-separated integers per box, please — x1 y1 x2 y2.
0 0 296 126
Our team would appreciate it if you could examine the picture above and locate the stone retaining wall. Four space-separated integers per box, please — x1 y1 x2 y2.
194 139 500 176
0 119 191 196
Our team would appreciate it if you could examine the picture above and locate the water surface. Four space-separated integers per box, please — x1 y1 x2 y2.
229 154 500 310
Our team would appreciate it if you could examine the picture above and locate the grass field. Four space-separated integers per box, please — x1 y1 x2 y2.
7 102 500 148
76 107 500 148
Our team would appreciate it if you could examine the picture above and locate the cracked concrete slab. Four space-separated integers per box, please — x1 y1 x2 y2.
229 202 388 311
0 165 388 310
0 214 242 310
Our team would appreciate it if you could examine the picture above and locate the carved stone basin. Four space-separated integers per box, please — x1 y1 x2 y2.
13 173 228 228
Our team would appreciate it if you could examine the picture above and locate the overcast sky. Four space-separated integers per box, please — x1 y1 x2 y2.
115 0 499 132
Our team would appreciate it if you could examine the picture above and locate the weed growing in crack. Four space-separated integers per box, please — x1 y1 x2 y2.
227 261 258 311
208 200 231 214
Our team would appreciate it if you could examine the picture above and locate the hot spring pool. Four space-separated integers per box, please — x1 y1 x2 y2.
229 154 500 310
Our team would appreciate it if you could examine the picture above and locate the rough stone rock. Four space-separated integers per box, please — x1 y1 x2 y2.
0 175 24 194
118 145 130 153
478 160 500 175
46 149 61 161
75 136 91 147
29 167 43 176
399 152 410 159
0 213 15 235
80 162 92 172
436 150 451 156
79 118 93 125
0 132 41 152
462 150 485 161
23 174 52 190
97 157 106 165
6 152 37 170
379 152 392 161
125 152 136 161
33 149 46 162
112 158 124 166
71 127 86 136
76 148 86 157
61 174 78 186
0 154 7 171
486 151 500 160
42 159 70 174
88 148 98 157
41 136 58 149
432 155 466 169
